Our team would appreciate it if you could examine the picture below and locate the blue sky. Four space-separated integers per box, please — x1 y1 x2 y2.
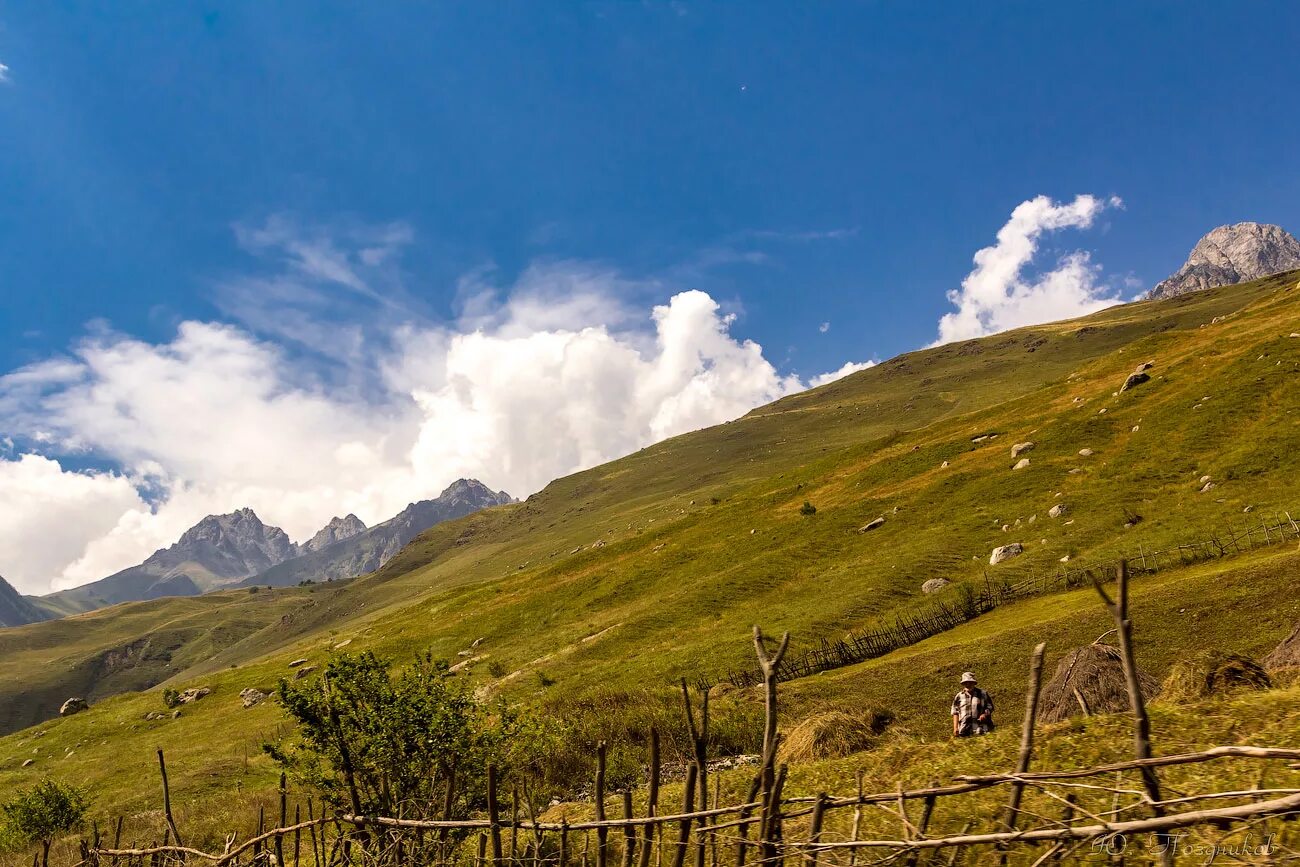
2 2 1299 593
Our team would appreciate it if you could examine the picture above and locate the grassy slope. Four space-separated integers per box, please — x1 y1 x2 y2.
1 272 1298 826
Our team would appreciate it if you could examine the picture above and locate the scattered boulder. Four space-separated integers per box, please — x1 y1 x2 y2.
172 710 182 719
1048 503 1068 518
293 666 317 680
288 658 309 668
1200 481 1216 493
178 687 211 704
1011 442 1035 458
1013 458 1031 470
1078 448 1094 457
21 758 34 768
940 460 949 468
333 639 352 649
1134 360 1154 372
989 543 1024 565
1290 333 1300 339
859 517 886 533
240 688 268 709
59 698 88 717
921 578 950 595
1120 371 1150 392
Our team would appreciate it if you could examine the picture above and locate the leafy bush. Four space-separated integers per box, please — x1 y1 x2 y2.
267 650 554 821
2 779 87 867
161 688 181 709
800 501 817 516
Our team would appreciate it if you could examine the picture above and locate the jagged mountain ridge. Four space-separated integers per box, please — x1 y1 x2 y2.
243 479 515 588
39 508 303 614
31 480 512 617
302 514 368 554
1148 222 1300 299
0 575 49 628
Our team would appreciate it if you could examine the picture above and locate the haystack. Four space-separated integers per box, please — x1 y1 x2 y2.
1263 622 1300 672
780 708 894 762
1159 651 1271 702
1039 643 1159 724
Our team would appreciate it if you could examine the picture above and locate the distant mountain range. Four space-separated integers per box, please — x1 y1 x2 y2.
15 479 512 623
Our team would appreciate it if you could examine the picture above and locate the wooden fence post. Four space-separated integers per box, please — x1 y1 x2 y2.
487 765 504 867
804 794 826 867
596 742 609 867
671 765 698 867
638 730 660 867
622 790 637 867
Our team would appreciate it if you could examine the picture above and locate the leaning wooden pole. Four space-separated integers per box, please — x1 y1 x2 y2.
1092 560 1171 866
752 626 789 867
999 641 1047 864
157 749 185 853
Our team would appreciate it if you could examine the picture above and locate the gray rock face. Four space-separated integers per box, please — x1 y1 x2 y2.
989 543 1024 565
1148 223 1300 300
59 698 88 716
1121 372 1150 392
41 508 299 613
245 479 515 589
921 578 950 595
240 688 268 709
301 514 368 554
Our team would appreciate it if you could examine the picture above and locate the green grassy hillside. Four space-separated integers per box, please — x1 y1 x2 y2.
1 271 1298 841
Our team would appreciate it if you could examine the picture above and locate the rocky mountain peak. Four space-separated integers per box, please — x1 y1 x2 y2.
1148 222 1300 300
162 508 297 575
301 514 368 554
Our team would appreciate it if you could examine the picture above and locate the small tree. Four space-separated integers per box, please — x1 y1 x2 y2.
2 779 87 867
268 651 549 827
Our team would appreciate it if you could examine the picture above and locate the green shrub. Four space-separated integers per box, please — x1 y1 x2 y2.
800 501 817 516
267 650 554 822
2 779 87 867
161 688 181 709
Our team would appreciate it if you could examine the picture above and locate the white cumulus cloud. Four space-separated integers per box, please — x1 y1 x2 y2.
0 222 864 594
808 360 875 388
935 194 1124 345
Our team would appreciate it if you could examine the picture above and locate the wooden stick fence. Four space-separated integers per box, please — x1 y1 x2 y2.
726 511 1300 688
73 564 1300 867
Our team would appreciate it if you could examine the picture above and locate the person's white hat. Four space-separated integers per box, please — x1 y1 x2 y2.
960 671 977 684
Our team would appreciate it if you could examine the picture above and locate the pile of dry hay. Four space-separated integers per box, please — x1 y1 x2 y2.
1264 621 1300 672
1159 650 1272 702
1039 643 1160 724
781 708 895 762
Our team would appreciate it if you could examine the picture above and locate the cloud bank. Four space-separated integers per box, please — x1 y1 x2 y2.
935 194 1123 345
0 222 869 595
